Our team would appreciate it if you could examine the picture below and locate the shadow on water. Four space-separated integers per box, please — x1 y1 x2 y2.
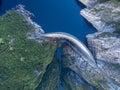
82 18 97 46
75 0 86 9
84 18 97 31
75 0 96 32
0 0 2 11
75 0 97 46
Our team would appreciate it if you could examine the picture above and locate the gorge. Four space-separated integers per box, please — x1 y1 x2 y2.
0 0 120 90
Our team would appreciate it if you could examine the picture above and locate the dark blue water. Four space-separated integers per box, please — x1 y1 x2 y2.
0 0 96 45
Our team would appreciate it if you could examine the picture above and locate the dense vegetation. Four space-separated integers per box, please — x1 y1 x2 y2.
36 54 59 90
0 11 57 90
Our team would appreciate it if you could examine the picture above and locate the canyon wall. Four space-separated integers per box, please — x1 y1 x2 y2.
79 0 120 89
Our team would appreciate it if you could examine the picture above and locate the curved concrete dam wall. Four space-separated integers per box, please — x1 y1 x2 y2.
41 32 96 67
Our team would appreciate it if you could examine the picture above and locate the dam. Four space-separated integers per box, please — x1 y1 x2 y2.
42 32 97 67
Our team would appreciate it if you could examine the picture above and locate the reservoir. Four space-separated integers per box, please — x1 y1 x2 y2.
0 0 96 44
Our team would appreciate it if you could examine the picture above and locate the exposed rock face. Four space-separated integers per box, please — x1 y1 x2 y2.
87 34 120 87
16 4 45 34
80 0 120 32
78 0 98 7
79 0 120 89
87 35 120 64
60 41 120 90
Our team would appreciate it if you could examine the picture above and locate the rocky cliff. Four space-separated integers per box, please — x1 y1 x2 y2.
79 0 120 90
80 0 120 32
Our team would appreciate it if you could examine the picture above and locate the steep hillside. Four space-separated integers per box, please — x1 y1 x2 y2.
0 10 58 90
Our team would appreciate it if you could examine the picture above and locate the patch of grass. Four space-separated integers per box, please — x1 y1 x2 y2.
0 11 56 90
97 32 114 38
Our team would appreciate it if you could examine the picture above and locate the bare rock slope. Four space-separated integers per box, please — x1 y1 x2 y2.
78 0 120 89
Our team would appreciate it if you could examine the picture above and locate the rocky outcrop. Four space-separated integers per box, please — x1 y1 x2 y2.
87 34 120 87
80 0 120 32
16 4 44 34
78 0 98 7
79 0 120 89
60 40 120 90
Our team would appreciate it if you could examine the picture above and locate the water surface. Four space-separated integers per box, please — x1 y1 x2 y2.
0 0 96 44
